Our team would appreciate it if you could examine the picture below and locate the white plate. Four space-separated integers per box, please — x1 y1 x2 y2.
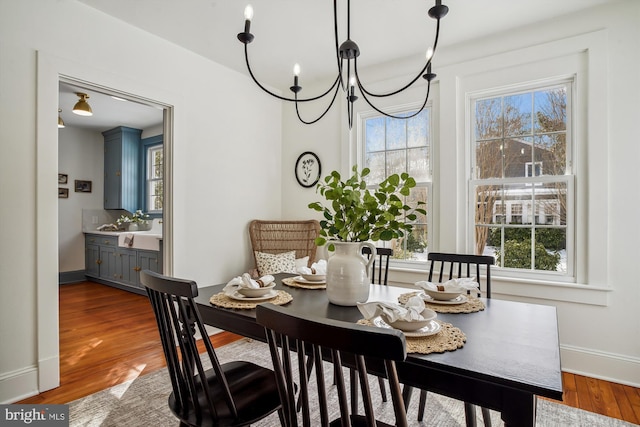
294 275 327 285
300 273 326 282
372 317 441 337
228 290 279 301
421 293 468 305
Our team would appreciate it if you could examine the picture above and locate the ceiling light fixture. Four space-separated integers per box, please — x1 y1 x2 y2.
58 109 65 128
72 92 93 116
237 0 448 129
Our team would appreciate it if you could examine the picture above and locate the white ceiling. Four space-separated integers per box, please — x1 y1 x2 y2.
69 0 617 129
58 81 164 132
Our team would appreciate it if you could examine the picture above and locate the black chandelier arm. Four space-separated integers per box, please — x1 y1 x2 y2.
294 82 342 125
357 77 432 120
356 18 442 98
347 96 355 129
243 44 341 103
334 0 347 91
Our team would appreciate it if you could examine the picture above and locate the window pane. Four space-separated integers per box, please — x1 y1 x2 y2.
386 117 406 150
483 226 501 258
536 181 567 225
504 137 533 178
475 139 503 179
475 97 502 140
535 88 566 133
386 150 406 177
504 93 532 137
407 110 428 148
365 117 385 152
498 227 534 270
535 228 566 272
407 147 429 181
475 184 503 226
365 151 386 185
534 133 566 175
148 180 163 211
407 186 428 224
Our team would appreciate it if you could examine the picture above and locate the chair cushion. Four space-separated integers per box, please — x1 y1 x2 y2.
254 250 296 275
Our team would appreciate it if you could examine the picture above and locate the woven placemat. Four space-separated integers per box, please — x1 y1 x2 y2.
357 319 466 354
209 290 293 309
282 277 327 290
398 291 485 314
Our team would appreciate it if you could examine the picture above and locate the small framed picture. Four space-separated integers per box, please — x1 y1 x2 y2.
58 173 68 184
295 151 322 188
58 188 69 198
74 180 92 193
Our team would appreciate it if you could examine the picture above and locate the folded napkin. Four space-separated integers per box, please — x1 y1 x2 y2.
414 277 479 292
223 273 275 295
357 295 426 323
296 259 327 275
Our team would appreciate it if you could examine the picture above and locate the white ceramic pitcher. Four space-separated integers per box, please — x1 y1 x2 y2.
326 241 376 306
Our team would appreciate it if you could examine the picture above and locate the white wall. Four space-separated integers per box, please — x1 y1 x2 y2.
282 0 640 387
0 0 282 403
58 127 104 273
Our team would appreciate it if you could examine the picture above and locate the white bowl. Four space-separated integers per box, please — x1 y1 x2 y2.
381 308 437 332
300 273 326 282
422 286 464 301
237 283 276 297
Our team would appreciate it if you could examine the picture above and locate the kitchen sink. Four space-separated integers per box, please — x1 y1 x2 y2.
117 231 162 251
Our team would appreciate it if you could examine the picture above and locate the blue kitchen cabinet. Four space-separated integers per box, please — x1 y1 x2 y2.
103 126 142 212
84 233 161 294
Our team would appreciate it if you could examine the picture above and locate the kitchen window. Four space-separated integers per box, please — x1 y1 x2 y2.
144 140 163 214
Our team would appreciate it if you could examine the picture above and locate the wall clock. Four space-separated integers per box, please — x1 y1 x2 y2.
295 151 321 188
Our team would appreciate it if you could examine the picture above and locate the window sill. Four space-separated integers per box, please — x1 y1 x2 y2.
388 267 613 306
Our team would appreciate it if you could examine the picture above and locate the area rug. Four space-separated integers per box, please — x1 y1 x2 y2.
68 338 636 427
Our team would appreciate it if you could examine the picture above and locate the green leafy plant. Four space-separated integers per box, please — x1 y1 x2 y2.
308 166 426 247
116 210 150 227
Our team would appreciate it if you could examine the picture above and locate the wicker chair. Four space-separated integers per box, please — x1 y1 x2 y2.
249 220 321 275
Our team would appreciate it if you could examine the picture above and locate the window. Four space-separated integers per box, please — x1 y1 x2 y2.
146 144 163 213
470 81 572 277
362 108 431 264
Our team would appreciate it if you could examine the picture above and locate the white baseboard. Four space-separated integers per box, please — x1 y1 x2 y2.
560 344 640 388
38 355 60 393
0 365 38 404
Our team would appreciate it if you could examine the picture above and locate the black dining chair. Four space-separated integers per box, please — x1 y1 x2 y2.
256 303 409 427
140 270 282 427
415 252 495 426
362 246 393 286
360 246 394 402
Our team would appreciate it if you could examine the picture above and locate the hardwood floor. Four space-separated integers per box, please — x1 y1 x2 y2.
17 282 640 425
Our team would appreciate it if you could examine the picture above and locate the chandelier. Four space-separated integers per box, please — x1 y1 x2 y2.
237 0 448 129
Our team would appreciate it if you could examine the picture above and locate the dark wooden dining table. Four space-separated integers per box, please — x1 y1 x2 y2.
194 273 563 427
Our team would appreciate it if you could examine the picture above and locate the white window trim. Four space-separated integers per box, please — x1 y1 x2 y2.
452 30 609 289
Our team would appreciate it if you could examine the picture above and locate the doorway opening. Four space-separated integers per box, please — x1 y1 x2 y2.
57 78 168 286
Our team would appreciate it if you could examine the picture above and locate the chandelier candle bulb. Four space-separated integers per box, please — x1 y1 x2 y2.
293 63 300 86
242 5 253 34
